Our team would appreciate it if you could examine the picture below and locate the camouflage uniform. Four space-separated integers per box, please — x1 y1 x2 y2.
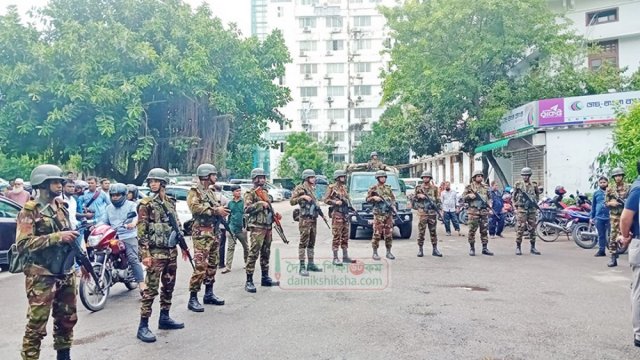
187 184 221 293
463 182 491 247
606 183 630 255
290 183 319 263
413 183 441 247
244 187 274 275
324 183 350 251
137 195 179 319
367 183 395 251
17 198 77 360
513 181 540 244
367 159 391 171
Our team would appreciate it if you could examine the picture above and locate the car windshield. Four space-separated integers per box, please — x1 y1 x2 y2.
351 175 400 193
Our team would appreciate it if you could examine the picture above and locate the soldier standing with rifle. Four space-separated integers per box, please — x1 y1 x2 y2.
136 168 185 343
463 170 494 256
244 168 282 293
367 170 396 260
412 171 443 258
605 167 630 267
15 165 79 360
291 169 326 276
513 167 541 256
324 170 356 265
186 164 229 312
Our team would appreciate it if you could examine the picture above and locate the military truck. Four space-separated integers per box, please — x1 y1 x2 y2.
346 171 413 239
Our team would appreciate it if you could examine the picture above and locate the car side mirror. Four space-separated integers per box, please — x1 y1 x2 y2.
127 211 137 219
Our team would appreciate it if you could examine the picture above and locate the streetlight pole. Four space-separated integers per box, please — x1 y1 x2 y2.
346 0 352 163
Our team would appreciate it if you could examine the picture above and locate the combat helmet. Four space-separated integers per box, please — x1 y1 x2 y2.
333 170 346 180
196 163 217 178
251 168 266 180
145 168 170 184
375 170 387 179
302 169 316 181
520 167 533 176
370 151 378 158
420 171 433 179
611 167 625 177
472 170 484 179
30 164 65 187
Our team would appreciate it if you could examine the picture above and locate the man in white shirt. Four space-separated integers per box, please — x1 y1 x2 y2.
440 181 463 236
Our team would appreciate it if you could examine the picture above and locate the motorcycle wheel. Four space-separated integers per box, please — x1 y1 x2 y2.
572 223 597 249
536 221 560 242
504 213 516 227
458 209 468 225
79 264 111 312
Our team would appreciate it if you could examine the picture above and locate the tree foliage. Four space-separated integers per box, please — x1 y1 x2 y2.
277 132 335 183
0 0 290 183
353 105 415 165
594 103 640 181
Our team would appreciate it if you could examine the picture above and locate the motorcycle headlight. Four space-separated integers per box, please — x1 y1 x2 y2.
87 235 101 248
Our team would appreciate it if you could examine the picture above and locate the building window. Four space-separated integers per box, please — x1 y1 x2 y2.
354 62 372 73
331 153 346 163
300 87 318 97
588 39 618 70
353 16 371 27
586 8 618 25
327 39 345 51
349 0 363 3
308 131 320 140
326 63 345 73
326 16 343 28
277 7 283 17
354 108 372 119
327 86 345 97
299 17 317 28
300 64 318 74
354 39 371 50
300 0 318 5
326 132 346 142
327 109 345 119
354 85 372 96
299 40 318 51
299 109 319 119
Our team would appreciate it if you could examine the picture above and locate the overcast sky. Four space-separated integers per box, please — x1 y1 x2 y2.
0 0 251 35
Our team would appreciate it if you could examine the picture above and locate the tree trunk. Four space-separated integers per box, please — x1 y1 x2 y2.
484 151 509 187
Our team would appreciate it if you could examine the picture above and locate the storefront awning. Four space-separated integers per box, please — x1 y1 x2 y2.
474 138 509 153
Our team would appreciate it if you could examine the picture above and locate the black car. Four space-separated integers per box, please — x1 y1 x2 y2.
0 197 22 271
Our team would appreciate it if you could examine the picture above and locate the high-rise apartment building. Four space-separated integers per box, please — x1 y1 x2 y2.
253 0 396 177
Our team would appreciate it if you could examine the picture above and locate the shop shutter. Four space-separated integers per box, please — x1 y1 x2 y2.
511 146 545 190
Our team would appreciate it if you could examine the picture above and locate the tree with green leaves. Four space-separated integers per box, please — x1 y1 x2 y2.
594 103 640 181
278 132 335 183
353 105 415 165
0 0 290 183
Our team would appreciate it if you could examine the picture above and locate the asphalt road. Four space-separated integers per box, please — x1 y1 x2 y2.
0 202 638 360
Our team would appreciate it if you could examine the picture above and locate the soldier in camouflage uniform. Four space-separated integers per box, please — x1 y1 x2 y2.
16 165 79 360
513 167 542 255
367 151 391 171
463 170 494 256
290 169 323 276
367 170 397 260
324 170 356 265
186 164 229 312
605 167 630 267
412 171 443 257
136 168 184 343
244 168 281 293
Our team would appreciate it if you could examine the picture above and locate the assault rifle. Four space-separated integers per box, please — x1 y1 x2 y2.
64 220 104 294
471 189 496 215
370 189 406 224
256 187 289 244
156 194 196 270
301 188 330 229
515 188 541 211
328 188 365 224
415 193 445 224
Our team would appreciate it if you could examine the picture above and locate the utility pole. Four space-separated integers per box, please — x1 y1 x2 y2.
346 0 352 163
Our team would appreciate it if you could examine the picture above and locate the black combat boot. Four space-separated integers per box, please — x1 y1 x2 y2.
158 309 184 330
515 244 522 256
332 250 343 266
342 249 356 263
607 254 618 267
299 260 309 277
203 284 225 305
307 260 323 272
187 291 204 312
261 270 280 286
245 273 257 293
56 348 71 360
417 246 424 257
469 244 476 256
372 249 381 260
386 249 395 260
137 317 156 343
530 242 541 255
482 245 494 256
432 245 442 257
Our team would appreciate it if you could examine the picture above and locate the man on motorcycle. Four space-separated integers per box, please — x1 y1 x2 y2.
591 176 611 258
98 183 145 293
513 167 542 256
605 167 631 267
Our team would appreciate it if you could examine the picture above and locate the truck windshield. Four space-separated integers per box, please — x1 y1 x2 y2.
351 175 401 192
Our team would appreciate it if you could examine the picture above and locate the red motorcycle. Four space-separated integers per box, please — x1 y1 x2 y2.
79 212 138 312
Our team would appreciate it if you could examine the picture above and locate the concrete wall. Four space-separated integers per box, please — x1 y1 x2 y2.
544 127 613 194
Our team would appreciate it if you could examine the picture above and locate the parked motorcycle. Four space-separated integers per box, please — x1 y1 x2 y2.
79 211 138 312
571 221 599 249
536 207 593 247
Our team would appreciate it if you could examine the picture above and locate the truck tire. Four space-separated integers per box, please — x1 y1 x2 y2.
349 224 358 239
399 223 412 239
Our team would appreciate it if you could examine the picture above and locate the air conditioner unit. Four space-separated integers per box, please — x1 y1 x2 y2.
324 74 332 80
299 50 307 57
329 118 337 125
301 97 310 103
303 26 311 33
325 51 333 56
360 118 368 124
355 73 363 80
356 96 363 102
331 27 341 34
304 73 313 80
